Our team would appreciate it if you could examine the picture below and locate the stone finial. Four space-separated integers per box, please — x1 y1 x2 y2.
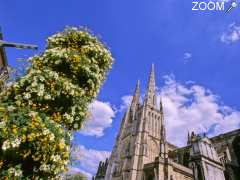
144 64 157 107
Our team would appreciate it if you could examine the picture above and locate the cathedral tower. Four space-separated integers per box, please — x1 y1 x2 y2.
105 65 165 180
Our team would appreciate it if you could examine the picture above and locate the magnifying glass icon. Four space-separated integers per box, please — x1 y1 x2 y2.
226 0 238 13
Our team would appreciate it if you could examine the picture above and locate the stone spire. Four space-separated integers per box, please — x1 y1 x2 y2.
96 161 102 175
144 64 157 108
160 97 163 113
127 80 140 123
159 99 168 158
130 80 140 110
187 131 191 145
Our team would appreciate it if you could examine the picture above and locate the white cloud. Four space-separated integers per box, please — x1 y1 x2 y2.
183 52 192 60
119 95 133 112
183 52 192 64
221 23 240 43
70 145 111 179
156 75 240 146
66 167 92 179
80 100 115 137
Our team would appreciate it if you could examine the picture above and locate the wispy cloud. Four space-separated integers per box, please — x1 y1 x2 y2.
119 95 133 112
183 52 192 64
66 167 92 179
184 52 192 59
221 23 240 44
80 100 115 137
156 75 240 146
69 145 111 179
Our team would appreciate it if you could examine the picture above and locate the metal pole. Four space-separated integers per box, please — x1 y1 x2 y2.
0 40 38 50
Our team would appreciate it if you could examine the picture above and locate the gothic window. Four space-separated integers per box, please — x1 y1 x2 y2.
126 142 130 157
219 153 227 166
129 110 133 123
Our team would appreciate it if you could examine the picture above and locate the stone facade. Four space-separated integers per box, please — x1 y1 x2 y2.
94 65 240 180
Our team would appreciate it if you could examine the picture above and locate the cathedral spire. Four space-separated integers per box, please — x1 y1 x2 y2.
130 80 140 110
144 64 157 107
187 131 191 145
159 99 168 158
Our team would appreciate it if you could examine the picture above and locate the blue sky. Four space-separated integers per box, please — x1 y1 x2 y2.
1 0 240 178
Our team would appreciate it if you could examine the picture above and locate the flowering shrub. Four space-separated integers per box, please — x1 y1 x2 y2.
0 27 113 178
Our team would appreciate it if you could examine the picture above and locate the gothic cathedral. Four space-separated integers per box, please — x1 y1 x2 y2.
94 65 240 180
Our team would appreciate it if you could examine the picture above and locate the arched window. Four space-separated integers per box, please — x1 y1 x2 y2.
126 142 131 157
129 110 133 123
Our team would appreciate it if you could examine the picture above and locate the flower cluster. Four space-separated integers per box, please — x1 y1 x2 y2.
2 138 21 150
1 165 23 178
0 27 113 178
1 27 113 131
0 109 70 178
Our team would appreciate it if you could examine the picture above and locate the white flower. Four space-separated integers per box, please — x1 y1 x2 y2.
7 105 15 112
71 27 78 31
24 93 31 100
11 138 21 148
43 129 50 135
8 167 15 174
32 81 38 87
73 123 78 129
14 169 22 177
63 113 71 120
39 84 45 90
53 73 59 79
16 100 21 106
0 121 5 128
2 140 11 150
39 76 45 81
52 155 61 162
44 94 51 100
70 89 75 95
40 164 50 172
51 164 56 170
28 100 33 105
37 90 44 97
49 133 55 141
29 111 38 117
55 60 61 65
